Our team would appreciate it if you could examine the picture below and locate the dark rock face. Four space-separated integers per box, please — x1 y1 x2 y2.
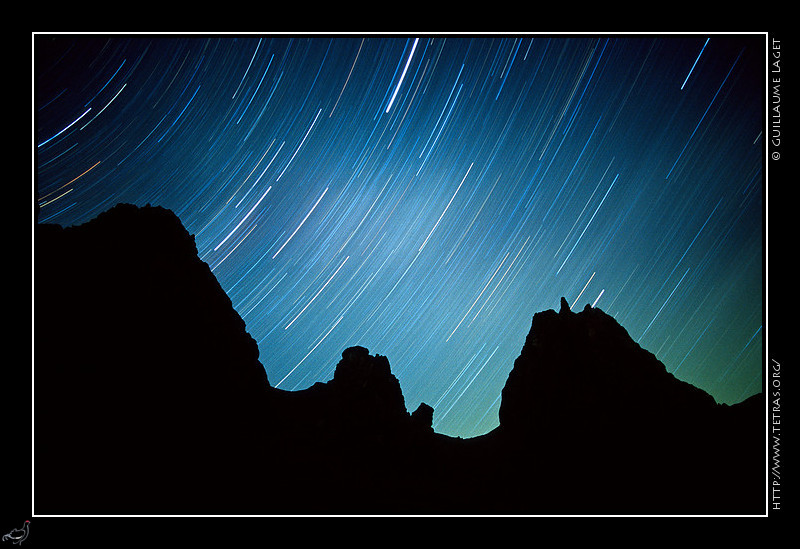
331 346 408 431
500 297 717 433
35 204 272 514
494 298 764 514
410 402 434 432
264 346 437 514
33 204 765 515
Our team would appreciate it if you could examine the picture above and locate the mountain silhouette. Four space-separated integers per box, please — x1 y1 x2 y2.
33 203 765 515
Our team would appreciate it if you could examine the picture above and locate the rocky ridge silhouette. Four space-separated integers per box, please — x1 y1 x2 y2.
34 203 765 515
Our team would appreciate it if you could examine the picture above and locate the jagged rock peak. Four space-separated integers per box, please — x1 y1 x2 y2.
36 202 264 383
331 346 408 421
498 298 718 432
40 203 203 270
72 202 191 237
335 346 393 383
410 402 434 432
341 345 371 362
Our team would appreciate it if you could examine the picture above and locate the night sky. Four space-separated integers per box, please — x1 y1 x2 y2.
34 33 764 438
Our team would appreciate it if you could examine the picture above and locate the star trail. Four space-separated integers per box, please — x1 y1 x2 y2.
34 33 765 438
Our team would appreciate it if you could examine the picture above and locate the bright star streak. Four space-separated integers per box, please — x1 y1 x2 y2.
272 186 329 259
386 38 419 113
38 108 92 148
667 48 743 179
276 108 322 181
231 37 262 100
557 173 618 274
681 38 709 90
571 271 596 309
285 255 349 329
79 83 127 131
447 251 510 342
214 184 272 251
330 38 364 117
276 314 345 388
38 160 102 204
591 289 605 307
639 267 691 341
419 162 472 252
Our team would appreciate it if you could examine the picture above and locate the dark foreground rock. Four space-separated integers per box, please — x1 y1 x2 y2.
33 204 765 515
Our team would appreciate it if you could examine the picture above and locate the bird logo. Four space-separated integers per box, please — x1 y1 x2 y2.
2 521 29 545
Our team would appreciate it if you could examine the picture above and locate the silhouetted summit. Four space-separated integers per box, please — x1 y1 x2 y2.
34 204 765 515
493 296 764 513
501 296 718 433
